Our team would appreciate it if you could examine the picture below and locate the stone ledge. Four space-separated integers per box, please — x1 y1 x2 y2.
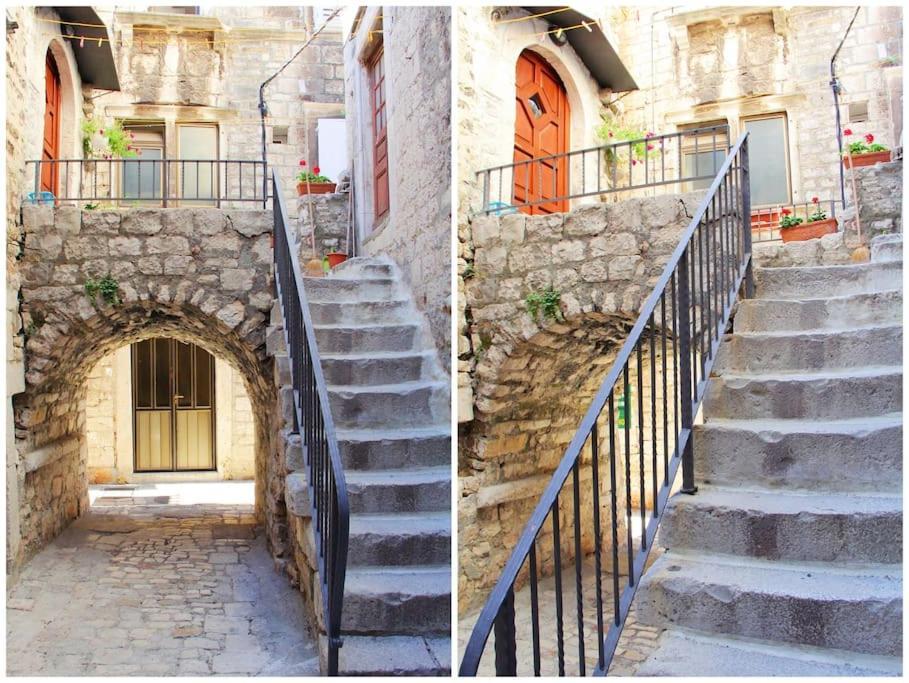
475 467 593 509
23 436 80 474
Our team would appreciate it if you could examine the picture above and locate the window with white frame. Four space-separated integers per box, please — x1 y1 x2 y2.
742 114 791 206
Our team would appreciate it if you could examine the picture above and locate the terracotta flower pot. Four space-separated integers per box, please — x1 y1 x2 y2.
842 150 892 169
325 252 348 269
297 182 337 195
781 217 838 243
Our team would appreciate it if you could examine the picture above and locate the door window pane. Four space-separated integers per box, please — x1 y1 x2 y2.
744 116 790 205
178 125 218 204
176 341 194 408
134 339 153 408
154 338 171 408
123 148 163 199
682 150 726 189
195 347 212 408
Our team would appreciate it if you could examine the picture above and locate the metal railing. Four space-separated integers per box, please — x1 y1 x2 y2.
477 124 731 215
26 158 269 208
460 132 753 676
751 198 842 243
272 169 349 675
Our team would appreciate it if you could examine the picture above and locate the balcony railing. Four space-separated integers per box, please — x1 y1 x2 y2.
751 198 842 243
25 158 269 208
477 124 731 215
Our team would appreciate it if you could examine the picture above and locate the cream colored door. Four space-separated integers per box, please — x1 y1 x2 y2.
133 338 215 472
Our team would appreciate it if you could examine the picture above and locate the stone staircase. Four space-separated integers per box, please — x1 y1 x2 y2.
270 256 451 676
633 234 903 676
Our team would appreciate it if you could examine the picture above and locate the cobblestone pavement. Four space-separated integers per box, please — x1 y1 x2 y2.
458 553 663 676
7 482 319 676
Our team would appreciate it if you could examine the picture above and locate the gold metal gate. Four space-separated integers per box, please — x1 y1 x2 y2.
132 338 216 472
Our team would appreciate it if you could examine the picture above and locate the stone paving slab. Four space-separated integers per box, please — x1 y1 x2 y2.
6 501 319 676
458 552 663 676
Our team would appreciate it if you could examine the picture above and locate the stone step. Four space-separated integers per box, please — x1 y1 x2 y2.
348 512 451 566
635 551 902 656
337 426 451 470
703 366 902 420
320 351 432 386
341 566 451 634
634 628 902 677
331 257 396 278
659 485 902 563
754 261 901 299
694 414 902 493
345 467 450 514
303 276 398 303
734 289 901 333
314 323 419 354
327 634 451 676
714 324 902 374
309 298 412 325
871 233 903 264
327 380 449 430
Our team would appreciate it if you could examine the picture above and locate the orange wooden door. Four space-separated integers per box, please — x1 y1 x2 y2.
42 51 61 195
513 50 570 214
370 47 389 223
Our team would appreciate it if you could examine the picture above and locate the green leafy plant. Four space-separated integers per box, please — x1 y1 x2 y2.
82 119 138 159
843 129 888 156
595 118 663 164
779 208 803 229
85 275 121 306
462 263 475 279
296 169 333 183
807 196 827 223
526 286 563 322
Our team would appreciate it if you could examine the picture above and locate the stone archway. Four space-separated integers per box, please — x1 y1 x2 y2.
9 204 282 574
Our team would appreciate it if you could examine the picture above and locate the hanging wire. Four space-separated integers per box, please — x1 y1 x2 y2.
533 20 598 38
493 7 572 25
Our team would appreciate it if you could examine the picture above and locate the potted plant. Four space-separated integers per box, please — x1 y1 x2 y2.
82 119 139 160
325 251 347 268
781 198 837 242
842 129 891 168
296 160 336 195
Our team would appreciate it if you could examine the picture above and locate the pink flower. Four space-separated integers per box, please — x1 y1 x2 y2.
843 128 853 136
608 131 614 138
646 144 654 151
865 133 874 144
313 166 320 174
299 159 306 166
811 196 819 204
645 131 654 138
632 159 638 166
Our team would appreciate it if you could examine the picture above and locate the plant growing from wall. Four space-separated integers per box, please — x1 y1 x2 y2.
526 286 563 322
595 118 663 165
82 119 138 159
85 275 121 307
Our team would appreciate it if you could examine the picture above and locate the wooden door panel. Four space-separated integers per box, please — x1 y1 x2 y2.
42 51 61 195
370 47 389 223
513 50 569 215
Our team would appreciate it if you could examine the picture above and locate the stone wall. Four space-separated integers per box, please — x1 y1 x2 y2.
609 5 903 207
345 6 452 365
844 159 903 240
459 192 725 610
10 205 279 574
296 193 351 258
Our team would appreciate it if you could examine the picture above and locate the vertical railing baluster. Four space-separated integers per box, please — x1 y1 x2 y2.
571 460 585 676
741 140 754 297
493 588 518 676
552 499 565 676
636 341 645 548
660 294 669 484
529 541 541 677
590 420 605 672
607 394 620 624
623 364 633 580
649 313 658 517
677 246 697 494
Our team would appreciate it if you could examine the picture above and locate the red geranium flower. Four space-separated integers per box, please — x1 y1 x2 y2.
646 144 654 151
299 159 306 166
781 208 792 216
314 166 320 174
811 196 819 204
865 133 874 144
843 128 853 136
608 131 614 138
631 159 638 166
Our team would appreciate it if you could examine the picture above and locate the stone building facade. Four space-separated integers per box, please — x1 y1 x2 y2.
456 4 903 613
343 6 452 363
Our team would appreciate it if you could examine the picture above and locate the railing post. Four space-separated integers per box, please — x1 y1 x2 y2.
677 248 697 495
162 160 169 208
493 587 518 676
739 138 754 298
33 162 40 198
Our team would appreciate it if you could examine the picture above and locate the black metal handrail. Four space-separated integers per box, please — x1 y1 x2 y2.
477 124 731 215
461 132 753 676
26 158 269 208
272 169 349 675
751 198 842 243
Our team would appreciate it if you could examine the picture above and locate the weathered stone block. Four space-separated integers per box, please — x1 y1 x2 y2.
121 209 164 235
